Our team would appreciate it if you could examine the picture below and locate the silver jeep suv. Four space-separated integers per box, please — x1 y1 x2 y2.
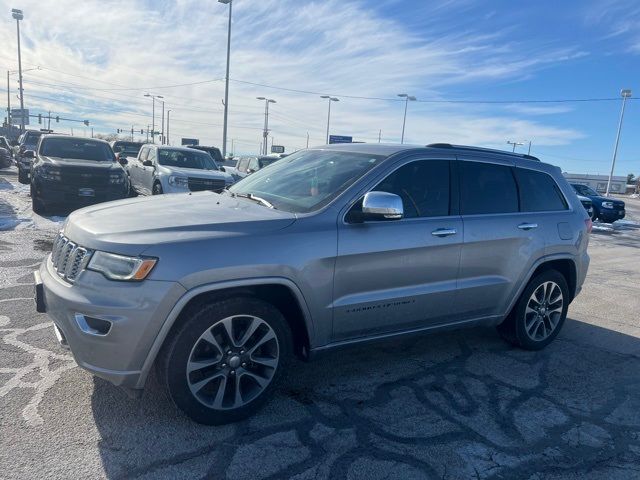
35 143 591 424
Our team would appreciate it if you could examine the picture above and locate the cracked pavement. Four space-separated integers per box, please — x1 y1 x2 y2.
1 165 640 479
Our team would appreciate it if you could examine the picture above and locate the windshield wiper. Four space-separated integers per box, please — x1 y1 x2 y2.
234 193 275 209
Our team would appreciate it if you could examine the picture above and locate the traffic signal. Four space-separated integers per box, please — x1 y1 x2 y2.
55 116 59 123
117 128 120 133
83 120 89 126
140 129 144 134
38 114 42 124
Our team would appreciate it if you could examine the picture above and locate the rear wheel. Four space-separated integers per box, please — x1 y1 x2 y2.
152 182 163 195
18 168 28 184
157 297 292 425
30 183 47 215
497 270 569 350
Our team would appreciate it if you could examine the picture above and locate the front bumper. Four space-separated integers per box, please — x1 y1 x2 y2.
36 256 186 388
33 178 128 207
599 208 625 222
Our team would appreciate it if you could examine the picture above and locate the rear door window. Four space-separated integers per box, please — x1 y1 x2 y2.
459 161 518 215
515 168 568 212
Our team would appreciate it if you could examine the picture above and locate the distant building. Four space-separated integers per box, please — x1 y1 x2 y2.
562 173 627 194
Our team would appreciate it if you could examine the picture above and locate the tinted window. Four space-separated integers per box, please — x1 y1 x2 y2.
237 158 249 172
147 148 157 163
157 149 216 170
374 160 450 218
515 169 567 212
572 184 598 197
460 161 518 215
40 138 114 162
138 147 149 162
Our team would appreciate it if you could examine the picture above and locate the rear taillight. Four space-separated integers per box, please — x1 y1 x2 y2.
585 218 592 233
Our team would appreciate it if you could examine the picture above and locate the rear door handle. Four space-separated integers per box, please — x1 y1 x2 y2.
431 228 457 237
518 223 538 230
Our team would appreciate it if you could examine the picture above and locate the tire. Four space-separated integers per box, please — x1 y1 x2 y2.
497 269 569 350
30 183 47 215
152 181 163 195
156 297 293 425
18 168 28 184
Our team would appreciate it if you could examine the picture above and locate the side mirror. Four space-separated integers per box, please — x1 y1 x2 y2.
219 166 226 172
23 150 35 159
142 160 153 167
362 191 403 221
247 168 256 174
118 155 128 166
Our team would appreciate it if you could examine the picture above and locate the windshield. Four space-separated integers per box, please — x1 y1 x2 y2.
190 146 223 162
229 149 386 213
40 138 115 161
158 149 217 170
572 184 598 196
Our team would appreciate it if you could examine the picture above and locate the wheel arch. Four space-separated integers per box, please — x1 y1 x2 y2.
136 277 314 388
502 255 577 323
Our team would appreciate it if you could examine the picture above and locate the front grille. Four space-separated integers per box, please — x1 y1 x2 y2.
50 233 93 283
61 169 110 187
188 177 226 192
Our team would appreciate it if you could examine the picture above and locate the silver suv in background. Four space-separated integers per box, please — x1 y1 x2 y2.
126 145 233 195
35 143 590 424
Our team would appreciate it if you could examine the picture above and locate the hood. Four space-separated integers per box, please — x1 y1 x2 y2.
576 195 591 204
591 195 625 206
159 165 230 180
41 156 118 170
64 191 296 255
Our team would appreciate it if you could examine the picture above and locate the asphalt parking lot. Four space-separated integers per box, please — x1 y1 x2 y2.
1 165 640 480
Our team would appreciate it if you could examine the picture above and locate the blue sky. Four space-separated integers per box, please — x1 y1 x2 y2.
0 0 638 176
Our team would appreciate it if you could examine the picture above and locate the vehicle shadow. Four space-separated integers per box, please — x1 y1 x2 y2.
91 318 640 479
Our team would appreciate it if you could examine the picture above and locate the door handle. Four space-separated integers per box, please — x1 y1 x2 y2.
431 228 457 237
518 223 538 230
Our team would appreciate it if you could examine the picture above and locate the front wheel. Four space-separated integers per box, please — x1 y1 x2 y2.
497 270 569 350
18 168 28 184
152 182 163 195
157 297 293 425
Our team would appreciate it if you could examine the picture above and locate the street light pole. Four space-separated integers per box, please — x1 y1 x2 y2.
320 95 339 144
6 71 10 128
161 100 165 145
144 93 163 143
397 94 416 144
256 97 276 155
606 89 632 197
219 0 232 157
12 9 25 133
166 110 171 146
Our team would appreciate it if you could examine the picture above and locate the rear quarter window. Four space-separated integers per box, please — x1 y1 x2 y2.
515 168 568 212
459 161 519 215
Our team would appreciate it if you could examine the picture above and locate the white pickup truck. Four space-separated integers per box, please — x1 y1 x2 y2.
124 144 234 195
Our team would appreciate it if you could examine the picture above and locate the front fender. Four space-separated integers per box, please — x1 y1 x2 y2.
135 276 314 388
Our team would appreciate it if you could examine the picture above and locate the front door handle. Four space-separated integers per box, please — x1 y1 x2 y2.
518 223 538 231
431 228 457 237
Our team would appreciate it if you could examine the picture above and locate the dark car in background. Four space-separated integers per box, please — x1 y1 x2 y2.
187 145 223 164
571 183 625 223
110 140 144 162
0 136 12 169
17 130 47 183
30 135 129 214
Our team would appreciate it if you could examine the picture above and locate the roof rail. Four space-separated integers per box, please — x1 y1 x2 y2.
426 143 540 161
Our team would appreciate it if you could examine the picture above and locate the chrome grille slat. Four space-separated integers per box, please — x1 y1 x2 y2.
50 233 93 283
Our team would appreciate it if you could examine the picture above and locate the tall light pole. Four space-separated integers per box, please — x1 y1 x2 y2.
6 67 39 129
606 89 632 196
219 0 232 157
160 100 165 144
12 8 25 133
256 97 276 155
320 95 339 144
166 110 171 146
507 140 524 152
144 93 163 143
397 93 416 144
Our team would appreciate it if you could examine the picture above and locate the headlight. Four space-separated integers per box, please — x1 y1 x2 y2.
109 171 126 184
87 251 157 281
601 201 614 209
38 165 62 181
168 175 189 187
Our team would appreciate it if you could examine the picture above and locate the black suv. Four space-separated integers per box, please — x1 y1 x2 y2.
30 135 129 214
571 183 625 223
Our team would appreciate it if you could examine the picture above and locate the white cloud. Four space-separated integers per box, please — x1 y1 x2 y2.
0 0 585 152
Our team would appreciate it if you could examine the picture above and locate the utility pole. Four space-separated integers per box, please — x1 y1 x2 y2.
231 138 234 153
378 129 381 143
144 94 163 143
12 9 25 133
256 97 276 155
160 100 165 144
606 89 632 196
146 124 149 143
527 141 532 155
5 71 9 128
219 0 233 157
91 127 94 138
130 125 134 141
306 132 309 149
